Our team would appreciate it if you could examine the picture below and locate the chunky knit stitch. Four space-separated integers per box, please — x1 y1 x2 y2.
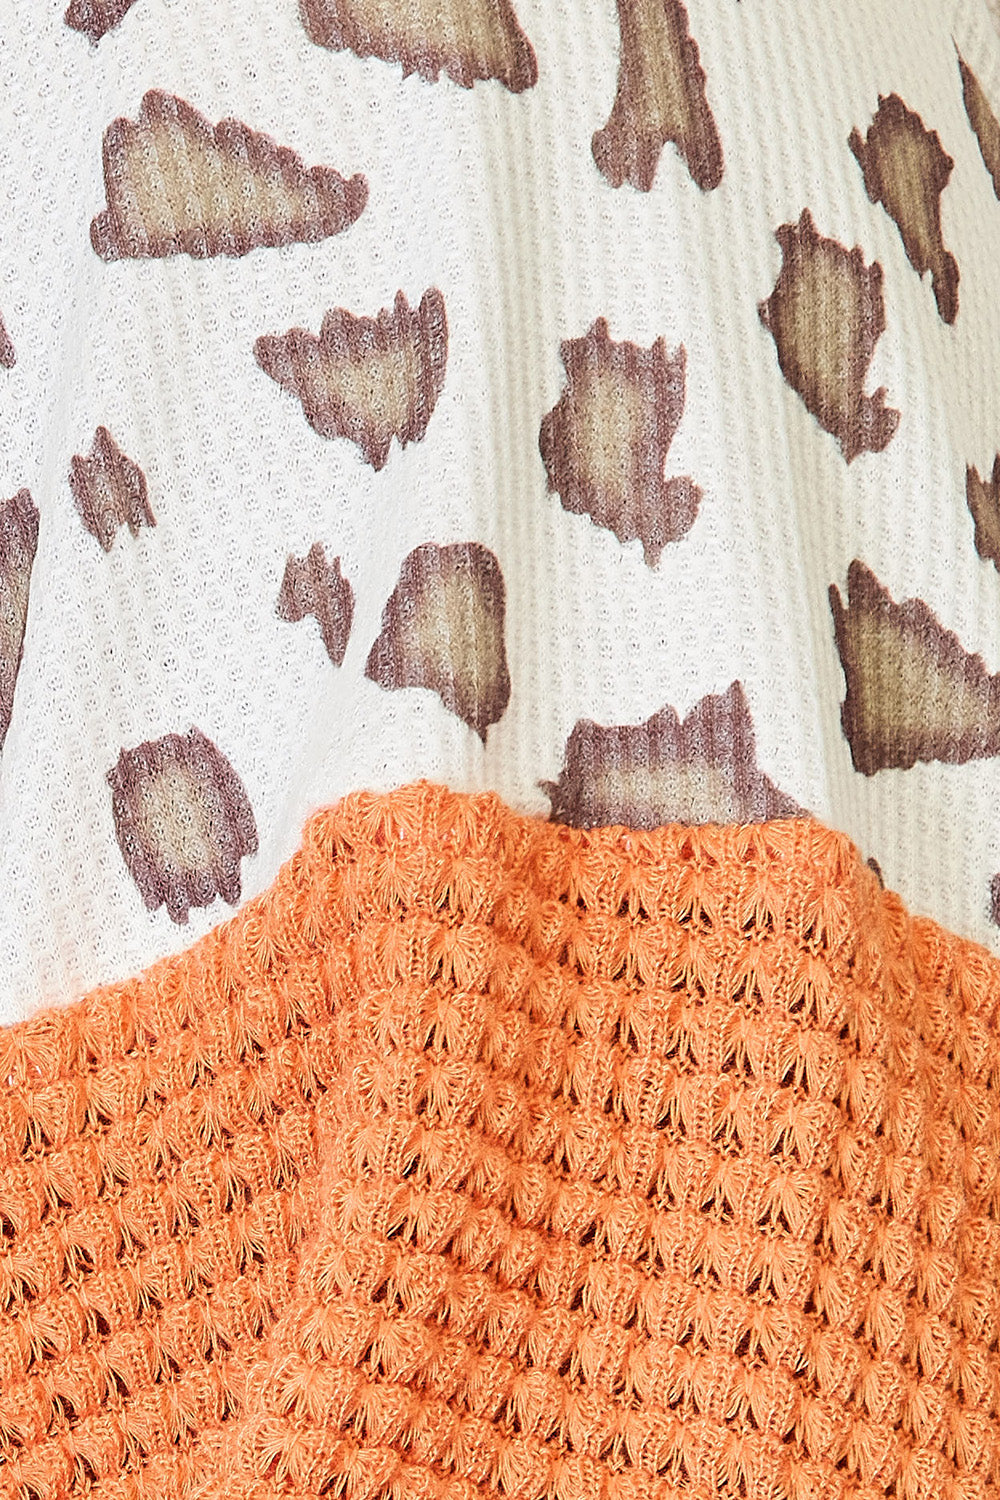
2 782 1000 1500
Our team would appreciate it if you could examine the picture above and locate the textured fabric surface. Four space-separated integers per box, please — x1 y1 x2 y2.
2 782 1000 1499
7 0 1000 1012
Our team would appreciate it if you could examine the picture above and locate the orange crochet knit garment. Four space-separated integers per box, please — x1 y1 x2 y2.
2 782 1000 1500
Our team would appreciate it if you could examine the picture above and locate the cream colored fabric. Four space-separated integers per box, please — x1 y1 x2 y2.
1 0 1000 1016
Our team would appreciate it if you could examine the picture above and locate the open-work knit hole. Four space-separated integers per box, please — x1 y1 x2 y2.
617 897 651 922
26 1332 58 1371
755 1205 796 1236
153 1349 183 1383
98 1156 131 1199
219 1385 240 1422
801 921 823 951
136 1280 164 1316
223 1173 254 1212
168 1200 201 1235
677 904 713 935
0 1272 35 1312
124 1427 150 1462
73 1456 99 1488
39 1180 72 1218
20 1117 53 1155
730 976 762 1007
86 1307 112 1339
103 1367 130 1401
272 1154 301 1191
741 908 775 936
212 1328 233 1357
241 1242 265 1272
62 1244 96 1282
655 1455 689 1485
49 1392 79 1429
610 1018 639 1055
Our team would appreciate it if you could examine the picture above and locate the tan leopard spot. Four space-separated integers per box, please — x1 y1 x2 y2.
300 0 537 90
365 542 510 741
830 559 1000 775
277 543 355 667
0 490 38 754
254 289 448 471
107 727 258 924
958 52 1000 201
967 457 1000 574
759 209 900 463
91 91 367 261
69 428 154 552
592 0 723 192
539 317 700 566
850 94 958 324
134 764 219 874
542 682 802 828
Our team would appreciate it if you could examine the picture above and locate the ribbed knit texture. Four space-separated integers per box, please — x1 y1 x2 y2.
2 782 1000 1500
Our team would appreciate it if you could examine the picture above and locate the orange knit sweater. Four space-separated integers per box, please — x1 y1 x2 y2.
2 782 1000 1500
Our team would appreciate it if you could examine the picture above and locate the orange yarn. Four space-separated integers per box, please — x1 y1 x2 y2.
2 781 1000 1500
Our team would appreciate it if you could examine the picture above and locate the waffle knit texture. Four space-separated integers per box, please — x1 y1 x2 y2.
10 0 1000 1016
3 781 1000 1500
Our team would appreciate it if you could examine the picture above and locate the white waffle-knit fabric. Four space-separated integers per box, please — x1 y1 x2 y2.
1 0 1000 1017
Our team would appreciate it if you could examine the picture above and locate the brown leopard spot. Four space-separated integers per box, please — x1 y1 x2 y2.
759 209 900 463
254 289 448 471
277 543 354 667
108 728 258 924
0 490 38 753
592 0 723 192
967 457 1000 574
539 317 700 565
0 313 15 370
830 559 1000 775
300 0 537 90
69 428 154 552
365 542 510 740
959 52 1000 201
91 91 367 261
65 0 139 41
542 682 802 828
849 94 958 324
